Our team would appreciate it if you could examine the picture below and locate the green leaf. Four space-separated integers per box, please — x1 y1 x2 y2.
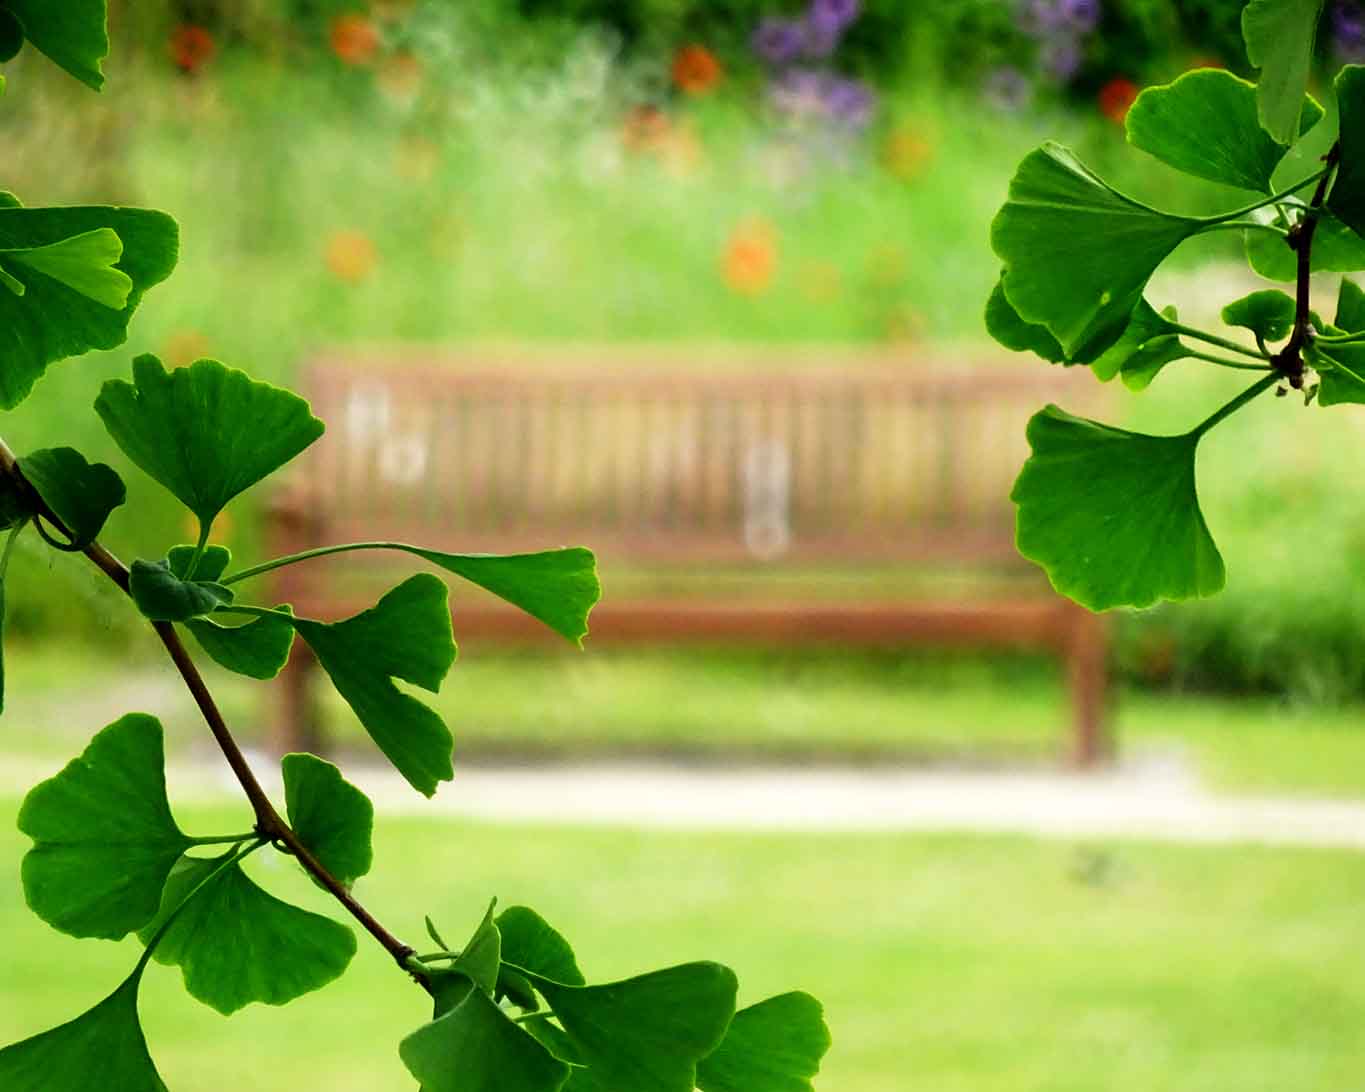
1012 406 1225 611
290 574 456 797
1306 338 1365 404
442 899 502 1001
281 753 373 889
95 355 325 534
1089 300 1181 382
400 979 571 1092
17 713 191 939
990 143 1202 358
984 276 1065 362
186 608 296 680
19 446 125 547
1328 65 1365 240
1242 0 1324 144
532 963 738 1092
696 993 831 1092
128 558 233 621
497 905 585 1009
0 970 167 1091
1 228 133 308
0 10 23 65
0 203 178 410
167 543 232 581
1244 205 1365 280
1335 276 1365 331
3 0 108 90
1116 332 1191 392
405 548 599 646
138 851 356 1015
1126 68 1322 192
1221 289 1297 341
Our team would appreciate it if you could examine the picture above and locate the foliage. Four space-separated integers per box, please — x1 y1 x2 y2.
0 9 830 1090
989 1 1364 616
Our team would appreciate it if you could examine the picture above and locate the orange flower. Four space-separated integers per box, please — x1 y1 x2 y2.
672 45 722 96
169 24 215 74
722 219 777 296
326 231 377 282
1097 77 1139 124
330 13 380 66
621 104 672 154
881 126 934 183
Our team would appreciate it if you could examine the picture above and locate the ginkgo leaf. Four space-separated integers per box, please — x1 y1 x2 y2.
18 714 192 939
4 0 109 90
19 446 125 547
1116 331 1190 392
1088 300 1181 383
1328 65 1365 240
1 228 133 308
281 753 373 889
696 993 831 1092
1335 276 1365 330
497 905 585 1009
991 143 1203 357
0 203 178 410
95 355 324 535
1222 289 1297 341
1012 406 1225 611
530 963 738 1092
447 900 501 1000
166 543 232 582
128 558 233 621
1244 204 1365 280
186 608 296 680
1243 0 1325 143
400 979 571 1092
138 851 356 1015
0 970 167 1091
984 277 1065 362
1126 68 1322 191
1306 338 1365 404
290 575 456 797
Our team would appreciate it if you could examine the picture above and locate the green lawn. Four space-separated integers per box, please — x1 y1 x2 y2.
1 807 1364 1091
9 640 1365 797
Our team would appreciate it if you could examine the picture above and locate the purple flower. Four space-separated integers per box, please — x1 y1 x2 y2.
822 75 875 127
810 0 861 32
1334 2 1365 45
769 67 828 119
1059 0 1101 32
1040 35 1082 82
1020 0 1100 35
801 15 842 58
752 17 806 65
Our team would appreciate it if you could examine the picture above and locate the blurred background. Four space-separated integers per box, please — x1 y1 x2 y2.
5 1 1365 1089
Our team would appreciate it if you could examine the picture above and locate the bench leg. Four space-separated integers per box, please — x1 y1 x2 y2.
272 641 324 756
1065 609 1110 767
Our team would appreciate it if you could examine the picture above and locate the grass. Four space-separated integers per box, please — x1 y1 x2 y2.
11 639 1365 797
2 807 1365 1090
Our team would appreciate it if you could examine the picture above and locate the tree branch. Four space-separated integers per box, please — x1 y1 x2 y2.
1274 142 1342 386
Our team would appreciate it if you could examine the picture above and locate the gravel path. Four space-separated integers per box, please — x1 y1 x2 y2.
7 749 1365 849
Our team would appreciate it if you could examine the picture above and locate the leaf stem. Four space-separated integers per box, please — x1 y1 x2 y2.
1188 375 1280 438
1315 329 1365 345
222 541 433 586
1169 323 1269 360
1198 167 1330 227
0 518 26 582
1185 350 1274 372
182 521 213 582
185 832 260 846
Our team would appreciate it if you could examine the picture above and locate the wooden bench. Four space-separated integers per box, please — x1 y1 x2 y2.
266 349 1111 764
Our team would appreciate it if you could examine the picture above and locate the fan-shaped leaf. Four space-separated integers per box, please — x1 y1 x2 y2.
1222 289 1297 341
282 753 373 889
991 143 1202 357
497 905 585 1009
1243 0 1325 143
1 228 132 308
4 0 109 90
290 574 456 796
138 851 356 1015
95 355 324 534
1127 68 1322 191
19 446 125 547
1012 406 1225 611
0 970 166 1091
1245 204 1365 280
697 992 831 1092
0 203 177 410
1328 65 1365 240
984 277 1065 362
530 963 738 1092
18 713 191 939
401 979 571 1092
128 558 233 621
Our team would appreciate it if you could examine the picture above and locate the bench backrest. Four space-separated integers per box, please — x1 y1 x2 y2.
294 350 1105 567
